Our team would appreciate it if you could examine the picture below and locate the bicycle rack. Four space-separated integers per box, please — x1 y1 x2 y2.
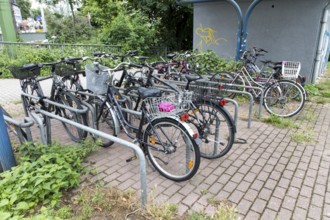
20 92 148 207
3 115 34 144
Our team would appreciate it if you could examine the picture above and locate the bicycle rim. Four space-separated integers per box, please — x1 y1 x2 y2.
143 117 200 182
263 80 305 117
191 101 235 159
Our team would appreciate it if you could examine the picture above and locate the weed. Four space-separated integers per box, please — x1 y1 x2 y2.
262 114 299 129
304 84 319 97
207 196 222 207
312 96 330 104
146 203 178 220
201 189 208 195
212 201 238 220
321 90 330 98
187 211 211 220
291 129 314 144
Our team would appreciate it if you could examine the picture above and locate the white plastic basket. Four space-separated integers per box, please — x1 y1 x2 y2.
282 61 301 79
85 64 110 95
143 91 193 117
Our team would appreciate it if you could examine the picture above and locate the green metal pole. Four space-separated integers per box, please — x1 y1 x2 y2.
0 0 18 56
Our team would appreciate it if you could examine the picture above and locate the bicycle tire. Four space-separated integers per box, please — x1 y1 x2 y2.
61 76 88 101
263 79 305 117
143 117 200 182
210 72 245 98
55 91 88 142
190 100 235 159
88 97 116 147
22 80 44 113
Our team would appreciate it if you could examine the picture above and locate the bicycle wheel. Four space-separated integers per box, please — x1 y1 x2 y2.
22 81 44 113
189 100 235 159
55 91 88 142
143 117 200 182
263 79 305 117
210 72 245 98
88 97 116 147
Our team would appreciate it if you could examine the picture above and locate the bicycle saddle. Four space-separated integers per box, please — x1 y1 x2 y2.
167 53 176 59
185 75 201 83
138 87 162 99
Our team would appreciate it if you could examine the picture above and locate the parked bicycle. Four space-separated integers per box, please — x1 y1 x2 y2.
83 59 201 181
210 49 306 117
122 58 236 159
8 60 88 142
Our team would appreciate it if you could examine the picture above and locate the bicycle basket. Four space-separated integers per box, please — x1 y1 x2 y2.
55 63 83 77
282 61 301 79
143 91 193 117
8 65 41 80
85 64 110 95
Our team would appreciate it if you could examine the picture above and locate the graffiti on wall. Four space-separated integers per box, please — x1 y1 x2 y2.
195 24 227 50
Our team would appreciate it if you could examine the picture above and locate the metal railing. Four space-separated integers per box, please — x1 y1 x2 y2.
21 92 148 206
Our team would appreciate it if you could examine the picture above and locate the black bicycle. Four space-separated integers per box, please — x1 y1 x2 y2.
8 61 88 142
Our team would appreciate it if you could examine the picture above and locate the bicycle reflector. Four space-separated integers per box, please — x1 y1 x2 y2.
193 133 198 139
180 113 189 122
219 99 226 106
219 84 223 91
188 160 194 170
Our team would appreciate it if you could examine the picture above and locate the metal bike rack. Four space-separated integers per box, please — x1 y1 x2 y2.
3 115 34 144
20 92 148 206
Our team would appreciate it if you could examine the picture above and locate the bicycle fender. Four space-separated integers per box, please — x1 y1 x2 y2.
150 116 196 138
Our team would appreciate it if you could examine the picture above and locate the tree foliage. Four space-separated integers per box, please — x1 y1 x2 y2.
45 11 93 43
16 0 31 19
82 0 193 51
127 0 193 50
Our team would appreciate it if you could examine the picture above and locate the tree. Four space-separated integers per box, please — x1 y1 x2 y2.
16 0 31 19
127 0 193 51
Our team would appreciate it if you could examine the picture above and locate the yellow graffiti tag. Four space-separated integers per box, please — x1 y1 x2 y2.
195 24 227 50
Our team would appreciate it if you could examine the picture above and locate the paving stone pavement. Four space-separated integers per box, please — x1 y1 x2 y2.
1 78 330 219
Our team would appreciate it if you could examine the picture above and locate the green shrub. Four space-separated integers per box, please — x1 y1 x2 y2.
0 141 99 218
190 50 241 74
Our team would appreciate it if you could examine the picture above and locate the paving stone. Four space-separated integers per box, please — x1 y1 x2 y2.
244 189 259 202
260 208 277 220
182 192 200 207
245 210 261 220
277 208 293 220
308 205 323 220
228 190 244 204
267 196 282 212
292 206 308 220
282 196 296 211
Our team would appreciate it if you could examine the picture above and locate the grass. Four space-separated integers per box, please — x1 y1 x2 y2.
262 114 299 129
291 128 315 144
30 184 238 220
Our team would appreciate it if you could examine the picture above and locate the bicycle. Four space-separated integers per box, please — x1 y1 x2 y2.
210 49 306 118
8 61 88 142
123 59 236 159
85 61 201 181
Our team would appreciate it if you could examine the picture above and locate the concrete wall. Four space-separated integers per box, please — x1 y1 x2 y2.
193 0 329 82
0 32 47 42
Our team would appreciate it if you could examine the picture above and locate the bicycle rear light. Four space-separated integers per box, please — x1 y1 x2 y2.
219 99 226 107
193 133 199 139
180 113 189 122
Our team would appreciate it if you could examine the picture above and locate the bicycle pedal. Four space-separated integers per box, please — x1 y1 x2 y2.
126 155 137 163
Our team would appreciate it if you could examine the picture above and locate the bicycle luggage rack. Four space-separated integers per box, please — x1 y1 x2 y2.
20 92 148 206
